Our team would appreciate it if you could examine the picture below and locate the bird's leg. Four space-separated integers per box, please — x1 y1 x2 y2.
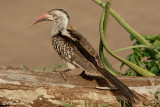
53 69 71 81
60 72 67 81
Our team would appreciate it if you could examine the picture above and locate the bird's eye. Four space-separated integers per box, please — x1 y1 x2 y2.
53 14 58 19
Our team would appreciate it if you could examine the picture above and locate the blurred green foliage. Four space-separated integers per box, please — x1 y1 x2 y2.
121 35 160 76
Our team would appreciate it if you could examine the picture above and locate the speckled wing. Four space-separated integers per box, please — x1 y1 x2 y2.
51 30 100 73
68 29 103 68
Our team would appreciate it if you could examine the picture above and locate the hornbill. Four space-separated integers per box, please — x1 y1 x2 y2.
31 9 139 103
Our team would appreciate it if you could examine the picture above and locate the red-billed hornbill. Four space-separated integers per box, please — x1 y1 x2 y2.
31 9 139 103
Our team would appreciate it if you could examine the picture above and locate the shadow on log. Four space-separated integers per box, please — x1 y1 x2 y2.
0 66 159 107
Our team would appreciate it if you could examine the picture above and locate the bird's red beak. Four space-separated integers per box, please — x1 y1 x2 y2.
30 13 49 27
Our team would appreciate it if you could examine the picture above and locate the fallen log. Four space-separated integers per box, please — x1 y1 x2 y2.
0 66 159 107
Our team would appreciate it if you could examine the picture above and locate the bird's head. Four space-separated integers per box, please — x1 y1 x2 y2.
31 9 70 30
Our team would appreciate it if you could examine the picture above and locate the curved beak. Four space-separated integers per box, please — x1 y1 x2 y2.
30 13 49 27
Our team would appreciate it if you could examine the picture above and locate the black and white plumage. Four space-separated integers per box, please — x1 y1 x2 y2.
51 29 103 72
31 9 139 103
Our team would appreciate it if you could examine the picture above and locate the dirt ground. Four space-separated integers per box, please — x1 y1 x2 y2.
0 0 160 72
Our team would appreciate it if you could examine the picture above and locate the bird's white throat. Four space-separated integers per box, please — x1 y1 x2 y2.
51 16 69 36
51 24 61 35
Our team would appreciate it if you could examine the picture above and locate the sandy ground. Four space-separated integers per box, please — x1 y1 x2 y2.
0 0 160 72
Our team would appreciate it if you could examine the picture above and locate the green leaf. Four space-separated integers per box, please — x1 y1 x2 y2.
130 71 138 76
120 63 125 70
126 54 132 61
123 101 126 107
58 64 63 68
61 103 75 107
141 49 150 57
144 34 160 41
158 63 160 70
106 106 112 107
130 35 135 41
130 54 135 62
155 54 160 61
91 100 94 107
147 61 156 68
137 60 143 67
135 50 143 58
99 104 104 107
150 65 158 74
119 100 122 107
125 68 132 76
21 65 29 70
85 97 87 107
130 54 137 64
153 40 160 46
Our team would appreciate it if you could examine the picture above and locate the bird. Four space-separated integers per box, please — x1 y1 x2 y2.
31 9 139 103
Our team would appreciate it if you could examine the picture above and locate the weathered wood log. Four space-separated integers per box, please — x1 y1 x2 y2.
0 66 159 107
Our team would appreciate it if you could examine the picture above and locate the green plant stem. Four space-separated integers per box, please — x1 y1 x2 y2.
110 9 150 46
100 7 156 76
103 1 110 36
99 41 119 75
92 0 151 46
113 45 150 53
99 0 119 75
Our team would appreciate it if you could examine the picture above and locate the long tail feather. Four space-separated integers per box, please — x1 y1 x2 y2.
97 67 140 103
